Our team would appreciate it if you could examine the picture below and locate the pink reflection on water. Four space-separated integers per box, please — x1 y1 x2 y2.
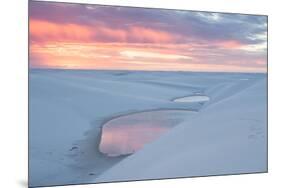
99 110 193 157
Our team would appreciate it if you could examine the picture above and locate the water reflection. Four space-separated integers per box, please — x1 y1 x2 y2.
173 95 210 103
99 110 195 157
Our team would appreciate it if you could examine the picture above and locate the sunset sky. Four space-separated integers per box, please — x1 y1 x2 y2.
29 1 267 72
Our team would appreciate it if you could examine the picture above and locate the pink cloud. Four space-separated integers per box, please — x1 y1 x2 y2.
30 19 183 44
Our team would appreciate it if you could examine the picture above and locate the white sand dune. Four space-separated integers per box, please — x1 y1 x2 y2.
96 78 267 182
29 70 267 187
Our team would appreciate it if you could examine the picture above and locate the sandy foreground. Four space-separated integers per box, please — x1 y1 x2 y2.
29 70 267 187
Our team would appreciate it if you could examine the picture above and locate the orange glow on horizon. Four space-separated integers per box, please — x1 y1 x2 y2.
29 16 267 73
30 40 267 73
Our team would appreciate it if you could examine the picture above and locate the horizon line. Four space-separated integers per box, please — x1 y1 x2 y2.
29 67 268 74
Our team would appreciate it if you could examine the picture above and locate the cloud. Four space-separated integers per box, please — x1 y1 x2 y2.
29 1 267 73
30 19 183 44
30 19 93 43
29 1 267 45
120 50 192 60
